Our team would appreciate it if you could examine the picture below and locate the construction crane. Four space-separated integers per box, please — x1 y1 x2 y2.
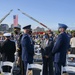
18 9 50 30
0 10 13 24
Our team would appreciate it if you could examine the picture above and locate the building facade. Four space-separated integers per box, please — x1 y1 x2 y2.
0 24 9 31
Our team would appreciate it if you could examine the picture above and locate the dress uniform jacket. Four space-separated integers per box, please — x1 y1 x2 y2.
17 34 23 57
52 32 69 65
21 34 34 63
1 39 16 62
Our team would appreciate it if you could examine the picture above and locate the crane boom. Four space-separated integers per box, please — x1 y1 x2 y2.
0 10 13 24
18 9 50 30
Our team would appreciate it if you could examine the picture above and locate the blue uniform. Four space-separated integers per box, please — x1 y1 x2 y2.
52 32 69 75
21 33 34 75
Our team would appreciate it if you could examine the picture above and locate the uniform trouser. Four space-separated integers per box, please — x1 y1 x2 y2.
54 63 61 75
19 57 24 75
22 61 27 75
42 57 53 75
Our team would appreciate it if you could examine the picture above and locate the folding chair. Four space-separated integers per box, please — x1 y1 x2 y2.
66 54 75 66
26 63 42 75
34 45 40 52
34 46 42 61
61 54 75 75
34 45 40 49
62 66 75 75
1 61 14 75
34 48 41 56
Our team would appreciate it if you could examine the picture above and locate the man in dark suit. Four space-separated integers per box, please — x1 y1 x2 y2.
21 25 34 75
52 23 69 75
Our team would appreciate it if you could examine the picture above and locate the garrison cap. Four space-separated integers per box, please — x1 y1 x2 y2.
58 23 68 29
23 25 31 29
3 33 11 37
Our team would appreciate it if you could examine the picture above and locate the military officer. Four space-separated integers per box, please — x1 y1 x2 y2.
14 26 21 41
52 23 69 75
21 25 34 75
1 33 16 62
1 33 16 72
17 33 23 75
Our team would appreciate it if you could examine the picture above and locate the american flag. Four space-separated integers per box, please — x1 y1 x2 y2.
13 15 18 26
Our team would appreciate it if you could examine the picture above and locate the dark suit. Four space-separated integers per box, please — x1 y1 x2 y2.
52 32 69 75
41 37 54 75
1 39 16 62
21 33 34 75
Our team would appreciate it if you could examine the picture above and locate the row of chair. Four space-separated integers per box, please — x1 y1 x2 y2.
0 51 18 75
27 54 75 75
0 54 75 75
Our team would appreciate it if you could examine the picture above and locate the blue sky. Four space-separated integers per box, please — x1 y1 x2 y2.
0 0 75 30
